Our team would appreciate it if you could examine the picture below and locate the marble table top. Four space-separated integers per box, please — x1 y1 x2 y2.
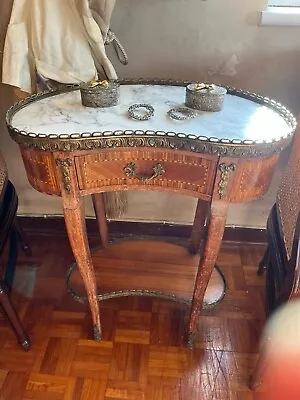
11 84 292 144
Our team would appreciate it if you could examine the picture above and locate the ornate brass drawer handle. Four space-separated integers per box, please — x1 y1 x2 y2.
124 162 165 182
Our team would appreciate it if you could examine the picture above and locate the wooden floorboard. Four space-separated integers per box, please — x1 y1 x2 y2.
0 233 267 399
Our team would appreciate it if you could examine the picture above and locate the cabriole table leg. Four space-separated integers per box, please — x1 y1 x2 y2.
63 198 102 340
56 156 102 341
187 201 229 348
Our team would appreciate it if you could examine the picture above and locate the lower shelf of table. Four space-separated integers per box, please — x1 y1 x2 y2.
66 239 225 306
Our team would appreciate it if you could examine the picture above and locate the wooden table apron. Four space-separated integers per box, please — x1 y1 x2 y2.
6 80 296 347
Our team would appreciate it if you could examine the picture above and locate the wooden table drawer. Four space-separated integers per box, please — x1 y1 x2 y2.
75 148 217 198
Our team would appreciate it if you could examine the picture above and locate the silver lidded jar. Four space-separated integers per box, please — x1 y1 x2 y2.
185 83 227 112
80 80 120 108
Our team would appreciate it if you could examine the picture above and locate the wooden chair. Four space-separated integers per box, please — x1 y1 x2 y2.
0 153 31 350
250 121 300 389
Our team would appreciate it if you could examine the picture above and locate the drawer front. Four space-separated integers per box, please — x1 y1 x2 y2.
75 149 217 198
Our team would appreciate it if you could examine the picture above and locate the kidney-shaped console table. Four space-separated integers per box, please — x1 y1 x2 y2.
6 79 296 347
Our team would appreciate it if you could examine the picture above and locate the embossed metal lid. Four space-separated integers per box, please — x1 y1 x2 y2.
186 83 227 96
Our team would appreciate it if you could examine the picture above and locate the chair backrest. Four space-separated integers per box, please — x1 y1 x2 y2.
266 122 300 314
251 123 300 390
276 122 300 261
277 120 300 304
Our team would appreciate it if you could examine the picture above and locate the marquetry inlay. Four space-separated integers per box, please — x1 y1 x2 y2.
75 149 217 198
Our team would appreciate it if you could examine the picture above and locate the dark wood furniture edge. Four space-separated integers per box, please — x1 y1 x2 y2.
17 216 267 244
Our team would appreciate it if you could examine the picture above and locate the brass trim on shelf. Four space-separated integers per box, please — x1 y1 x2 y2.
64 241 227 310
64 245 191 305
6 79 296 158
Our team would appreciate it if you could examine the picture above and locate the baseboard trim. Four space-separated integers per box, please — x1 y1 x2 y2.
18 216 267 244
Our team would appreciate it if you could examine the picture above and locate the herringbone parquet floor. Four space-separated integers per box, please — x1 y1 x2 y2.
0 231 267 399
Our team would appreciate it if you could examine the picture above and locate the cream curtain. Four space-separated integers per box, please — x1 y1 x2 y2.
2 0 117 93
2 0 128 218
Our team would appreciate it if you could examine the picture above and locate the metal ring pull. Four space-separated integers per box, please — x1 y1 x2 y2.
124 162 165 182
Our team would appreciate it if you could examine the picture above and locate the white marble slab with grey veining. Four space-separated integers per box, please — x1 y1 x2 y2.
12 84 291 143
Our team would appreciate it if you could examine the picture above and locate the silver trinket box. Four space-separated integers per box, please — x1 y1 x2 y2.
185 83 227 112
80 80 120 108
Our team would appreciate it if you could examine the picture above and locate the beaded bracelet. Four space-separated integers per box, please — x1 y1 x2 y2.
128 104 155 121
167 107 196 121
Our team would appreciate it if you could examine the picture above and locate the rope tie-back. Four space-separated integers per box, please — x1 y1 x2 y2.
105 29 129 66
